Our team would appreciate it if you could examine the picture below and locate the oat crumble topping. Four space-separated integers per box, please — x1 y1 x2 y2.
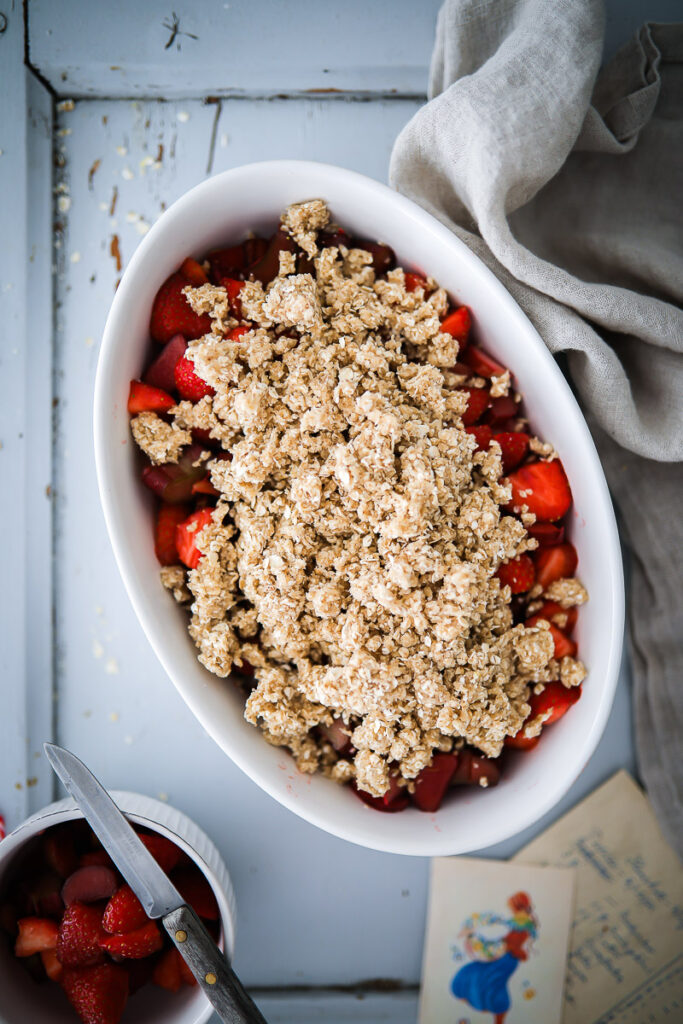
136 200 587 798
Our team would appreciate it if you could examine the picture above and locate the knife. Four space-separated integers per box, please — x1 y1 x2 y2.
44 743 267 1024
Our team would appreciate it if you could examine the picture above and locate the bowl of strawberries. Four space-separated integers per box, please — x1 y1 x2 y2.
94 160 624 856
0 793 236 1024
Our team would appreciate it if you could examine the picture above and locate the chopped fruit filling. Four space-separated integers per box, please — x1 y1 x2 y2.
128 200 587 815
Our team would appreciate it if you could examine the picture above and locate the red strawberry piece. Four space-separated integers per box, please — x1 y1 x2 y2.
528 680 582 726
507 459 572 522
44 826 78 878
532 600 578 634
465 424 493 451
249 230 299 285
351 239 396 275
462 345 506 378
319 719 353 756
412 753 459 813
102 885 148 935
100 921 163 960
57 903 106 967
150 272 211 344
41 947 64 982
527 521 565 547
352 776 409 813
143 333 187 393
404 272 428 293
62 963 129 1024
174 354 216 402
451 749 500 787
496 554 535 594
493 431 530 473
219 276 244 318
152 948 182 992
171 866 219 921
440 306 471 346
62 868 118 908
229 325 252 341
176 507 214 570
141 443 207 504
154 502 190 566
127 380 175 415
207 244 245 284
505 731 540 751
534 541 578 590
179 257 208 286
525 616 577 659
192 475 220 496
458 386 490 426
484 395 519 426
14 917 59 956
137 832 183 874
79 851 115 871
242 236 269 270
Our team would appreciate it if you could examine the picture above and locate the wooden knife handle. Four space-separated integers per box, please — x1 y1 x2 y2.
162 904 267 1024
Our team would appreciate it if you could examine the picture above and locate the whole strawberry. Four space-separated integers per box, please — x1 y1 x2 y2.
61 963 129 1024
57 902 106 968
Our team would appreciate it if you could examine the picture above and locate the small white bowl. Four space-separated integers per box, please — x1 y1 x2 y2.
94 160 624 857
0 792 236 1024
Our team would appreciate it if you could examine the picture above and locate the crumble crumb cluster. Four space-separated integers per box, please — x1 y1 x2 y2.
134 200 588 798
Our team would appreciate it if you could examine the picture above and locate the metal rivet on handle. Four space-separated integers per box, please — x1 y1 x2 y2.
205 972 217 985
175 930 187 942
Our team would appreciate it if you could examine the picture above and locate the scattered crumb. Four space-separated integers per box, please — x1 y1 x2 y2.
105 657 119 675
92 638 104 659
177 111 190 122
58 196 71 213
121 167 134 181
109 712 120 723
70 251 81 263
57 99 75 112
116 145 128 156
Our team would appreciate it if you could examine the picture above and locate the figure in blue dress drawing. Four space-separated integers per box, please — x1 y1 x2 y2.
450 891 538 1024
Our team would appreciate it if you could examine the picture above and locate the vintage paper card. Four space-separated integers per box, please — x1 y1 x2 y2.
419 857 575 1024
515 770 683 1023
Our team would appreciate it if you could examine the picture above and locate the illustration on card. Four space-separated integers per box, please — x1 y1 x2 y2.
450 891 538 1023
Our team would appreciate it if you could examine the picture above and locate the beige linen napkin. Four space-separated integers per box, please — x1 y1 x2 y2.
390 0 683 853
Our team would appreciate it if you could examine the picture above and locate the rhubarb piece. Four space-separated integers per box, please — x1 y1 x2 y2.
412 753 459 812
143 333 187 392
62 867 118 908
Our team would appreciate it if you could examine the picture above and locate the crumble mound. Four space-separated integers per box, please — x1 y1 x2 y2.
137 200 587 798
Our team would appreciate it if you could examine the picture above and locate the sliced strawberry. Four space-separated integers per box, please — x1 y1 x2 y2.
496 554 535 594
458 386 490 426
127 380 175 415
525 616 577 659
229 325 252 342
62 963 129 1024
150 272 211 344
100 921 163 960
451 749 500 787
143 333 187 393
179 257 208 286
528 680 582 726
352 776 409 813
176 508 214 570
79 851 115 871
484 395 519 426
171 866 219 921
462 345 505 378
249 230 299 285
466 424 493 451
62 867 118 908
102 885 148 935
534 542 578 590
44 827 78 878
41 947 64 982
493 431 530 472
174 354 216 402
137 832 182 874
14 917 59 957
220 276 244 318
527 521 565 547
412 753 459 813
207 244 245 284
191 476 220 496
440 306 471 346
152 947 182 992
405 272 428 293
154 503 190 566
505 731 540 751
57 902 106 968
531 600 578 634
141 443 207 504
507 459 572 522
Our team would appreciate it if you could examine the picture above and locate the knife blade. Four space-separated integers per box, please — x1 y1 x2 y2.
44 743 267 1024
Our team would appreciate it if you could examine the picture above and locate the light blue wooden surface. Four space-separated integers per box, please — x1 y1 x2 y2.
2 1 671 1020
